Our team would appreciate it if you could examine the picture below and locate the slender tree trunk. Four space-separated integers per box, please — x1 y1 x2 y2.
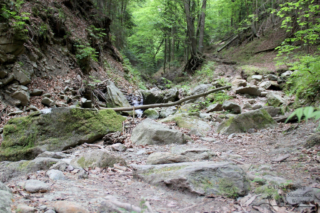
164 36 167 73
198 0 206 53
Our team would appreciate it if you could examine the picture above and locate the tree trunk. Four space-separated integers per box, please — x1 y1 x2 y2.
198 0 206 53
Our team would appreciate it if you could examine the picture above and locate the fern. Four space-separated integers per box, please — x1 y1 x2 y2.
286 106 320 127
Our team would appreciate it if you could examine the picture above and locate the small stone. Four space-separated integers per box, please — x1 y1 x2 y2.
252 104 263 110
42 98 54 107
42 93 52 98
11 90 30 106
26 105 40 112
281 71 293 78
243 103 252 109
268 74 278 81
77 170 89 179
53 201 89 213
111 143 127 152
222 101 241 114
46 170 66 180
24 180 50 193
30 89 44 96
252 75 263 81
16 204 35 213
8 110 24 116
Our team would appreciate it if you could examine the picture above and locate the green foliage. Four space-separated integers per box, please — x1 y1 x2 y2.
196 61 215 77
75 43 98 62
210 91 232 104
284 55 320 101
87 25 107 40
122 56 147 90
286 106 320 128
1 1 30 38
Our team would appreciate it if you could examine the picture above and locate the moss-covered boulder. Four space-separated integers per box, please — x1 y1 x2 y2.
143 109 159 119
0 108 126 161
70 150 126 169
132 162 250 197
217 109 276 135
304 132 320 148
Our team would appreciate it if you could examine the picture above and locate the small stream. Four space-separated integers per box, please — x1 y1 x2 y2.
127 95 144 118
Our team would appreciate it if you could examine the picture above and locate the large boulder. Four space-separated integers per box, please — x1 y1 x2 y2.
217 109 277 135
141 88 179 104
105 80 131 108
0 108 126 161
0 157 59 182
132 162 250 197
161 114 211 136
131 119 189 145
71 149 126 168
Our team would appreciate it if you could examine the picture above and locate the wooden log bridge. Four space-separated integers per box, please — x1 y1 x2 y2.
103 86 231 112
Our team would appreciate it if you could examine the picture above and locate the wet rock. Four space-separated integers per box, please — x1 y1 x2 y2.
0 108 125 161
141 88 179 104
143 109 159 119
24 180 50 193
11 90 30 106
110 143 127 152
304 132 320 148
53 201 89 213
16 204 35 213
0 190 12 213
146 152 190 165
30 89 44 96
235 86 262 96
161 114 211 136
132 162 250 197
206 103 223 113
222 101 241 114
70 149 126 168
160 106 177 118
131 119 189 145
217 109 276 135
0 158 59 182
42 97 54 107
46 170 66 180
267 92 287 107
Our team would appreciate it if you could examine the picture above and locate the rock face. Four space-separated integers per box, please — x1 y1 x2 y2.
132 162 250 197
218 109 277 135
141 88 179 104
131 119 189 145
0 108 126 161
71 150 126 168
0 158 59 182
105 80 131 108
222 101 241 114
161 114 211 136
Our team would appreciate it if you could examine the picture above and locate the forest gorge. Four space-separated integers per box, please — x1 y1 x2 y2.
0 0 320 212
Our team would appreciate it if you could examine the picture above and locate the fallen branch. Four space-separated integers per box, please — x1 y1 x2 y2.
102 86 231 112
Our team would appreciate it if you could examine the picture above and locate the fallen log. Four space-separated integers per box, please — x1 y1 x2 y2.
103 86 231 112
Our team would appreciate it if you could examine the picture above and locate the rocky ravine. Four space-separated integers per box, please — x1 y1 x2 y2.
1 67 320 213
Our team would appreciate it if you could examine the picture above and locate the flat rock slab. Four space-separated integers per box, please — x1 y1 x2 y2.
24 180 50 193
132 162 250 197
131 119 189 145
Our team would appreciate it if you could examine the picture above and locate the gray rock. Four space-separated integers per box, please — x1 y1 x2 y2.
42 93 52 98
46 170 66 180
0 70 7 79
141 88 179 104
70 149 126 168
235 86 262 96
304 132 320 148
243 103 252 109
218 109 276 135
30 89 44 96
0 74 14 86
259 81 272 90
286 187 320 205
147 152 190 165
191 84 213 95
206 103 223 113
0 190 12 213
8 110 23 116
267 92 286 107
252 104 263 110
143 109 159 119
11 90 30 106
171 147 214 160
42 97 54 107
268 74 278 81
53 201 89 213
49 162 69 172
26 105 40 112
131 119 189 145
0 181 10 193
0 158 59 182
105 80 131 108
132 162 250 197
24 180 50 193
16 204 36 213
222 101 241 114
13 61 33 85
110 143 127 152
160 106 177 118
37 152 70 159
252 75 263 81
231 79 247 89
263 106 282 117
281 71 293 78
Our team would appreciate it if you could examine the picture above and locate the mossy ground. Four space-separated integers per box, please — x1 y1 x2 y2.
0 109 125 161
